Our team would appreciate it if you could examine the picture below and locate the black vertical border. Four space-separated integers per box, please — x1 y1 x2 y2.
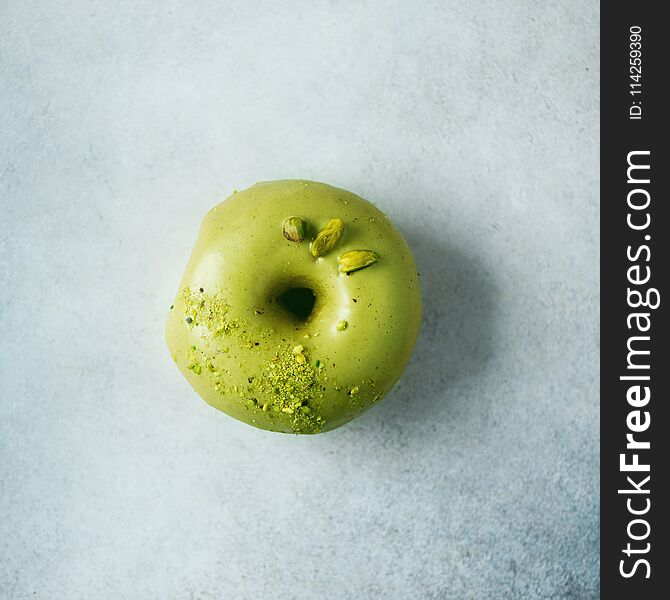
601 3 668 597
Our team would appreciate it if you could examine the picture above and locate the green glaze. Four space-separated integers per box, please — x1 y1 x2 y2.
165 180 422 434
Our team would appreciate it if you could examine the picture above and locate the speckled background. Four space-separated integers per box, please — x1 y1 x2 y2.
0 1 599 598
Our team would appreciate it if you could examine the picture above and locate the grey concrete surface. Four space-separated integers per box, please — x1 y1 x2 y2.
0 1 599 598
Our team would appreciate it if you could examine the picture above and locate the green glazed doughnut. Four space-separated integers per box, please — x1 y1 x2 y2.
166 180 422 434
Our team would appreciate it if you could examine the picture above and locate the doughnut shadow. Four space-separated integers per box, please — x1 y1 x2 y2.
354 224 498 435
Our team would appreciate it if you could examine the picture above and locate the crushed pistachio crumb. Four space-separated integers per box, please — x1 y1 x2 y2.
177 287 332 434
181 287 235 336
336 320 348 331
258 344 326 433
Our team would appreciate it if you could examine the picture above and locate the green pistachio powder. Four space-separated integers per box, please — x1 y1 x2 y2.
173 285 378 434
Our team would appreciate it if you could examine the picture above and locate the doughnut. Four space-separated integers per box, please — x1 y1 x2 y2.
166 180 422 433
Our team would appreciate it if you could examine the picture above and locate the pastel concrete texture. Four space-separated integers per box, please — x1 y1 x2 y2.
0 1 599 599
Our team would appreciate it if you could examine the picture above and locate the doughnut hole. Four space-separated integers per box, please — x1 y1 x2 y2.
268 276 327 325
277 287 316 321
